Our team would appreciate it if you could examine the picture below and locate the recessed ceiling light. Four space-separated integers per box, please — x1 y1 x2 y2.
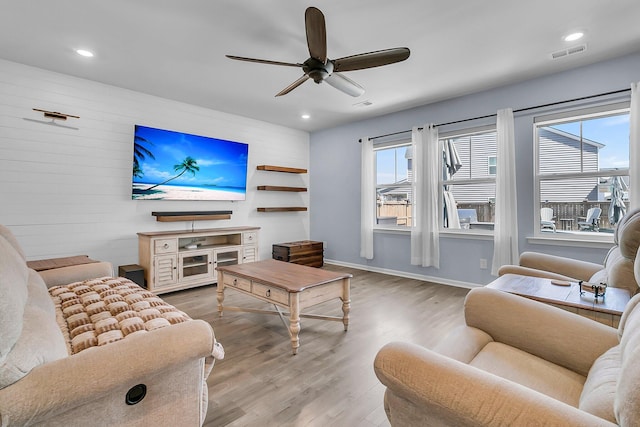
564 32 584 42
75 49 94 57
301 114 310 119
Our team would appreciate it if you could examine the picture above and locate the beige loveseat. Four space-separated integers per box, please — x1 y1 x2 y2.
374 278 640 425
0 225 222 426
498 208 640 295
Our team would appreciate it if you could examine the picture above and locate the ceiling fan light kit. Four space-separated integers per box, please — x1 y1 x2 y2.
227 6 410 97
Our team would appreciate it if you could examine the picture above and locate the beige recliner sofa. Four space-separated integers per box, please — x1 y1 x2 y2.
0 225 222 426
374 260 640 425
498 208 640 295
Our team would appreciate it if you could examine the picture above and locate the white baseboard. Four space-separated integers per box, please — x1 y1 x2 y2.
324 259 482 290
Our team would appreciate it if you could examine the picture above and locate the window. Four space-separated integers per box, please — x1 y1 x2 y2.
441 127 497 230
488 156 497 175
375 141 412 227
535 103 630 237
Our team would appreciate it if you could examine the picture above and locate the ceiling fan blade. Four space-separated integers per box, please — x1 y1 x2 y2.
324 72 365 97
226 55 302 68
305 7 327 63
333 47 410 72
275 75 310 97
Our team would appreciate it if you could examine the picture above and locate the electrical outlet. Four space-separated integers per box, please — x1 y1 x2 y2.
480 258 488 269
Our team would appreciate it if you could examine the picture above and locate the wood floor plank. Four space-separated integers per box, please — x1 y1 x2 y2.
163 264 470 427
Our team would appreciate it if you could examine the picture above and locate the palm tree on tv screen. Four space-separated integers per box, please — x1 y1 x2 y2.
146 156 200 191
133 135 155 177
132 163 143 178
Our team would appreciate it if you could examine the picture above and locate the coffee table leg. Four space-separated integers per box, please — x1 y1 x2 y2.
217 273 225 317
342 278 351 331
289 295 300 355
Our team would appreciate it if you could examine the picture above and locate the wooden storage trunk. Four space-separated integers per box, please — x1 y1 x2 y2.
272 240 324 267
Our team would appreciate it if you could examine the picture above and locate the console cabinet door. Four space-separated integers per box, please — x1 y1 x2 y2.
243 246 258 263
179 249 214 282
154 254 177 289
213 246 243 281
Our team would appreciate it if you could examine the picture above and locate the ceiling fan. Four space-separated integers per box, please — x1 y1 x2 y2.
226 6 410 97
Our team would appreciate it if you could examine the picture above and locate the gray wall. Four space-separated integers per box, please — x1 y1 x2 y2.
309 51 640 287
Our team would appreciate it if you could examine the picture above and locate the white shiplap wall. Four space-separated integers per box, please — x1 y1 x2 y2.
0 59 310 271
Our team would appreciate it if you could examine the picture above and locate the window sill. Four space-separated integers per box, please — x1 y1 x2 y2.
373 227 494 240
373 226 410 235
527 234 614 249
440 229 494 240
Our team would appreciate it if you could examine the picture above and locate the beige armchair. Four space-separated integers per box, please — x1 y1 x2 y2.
374 284 640 426
498 207 640 295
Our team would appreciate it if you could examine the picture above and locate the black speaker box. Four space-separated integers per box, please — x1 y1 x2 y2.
118 264 145 288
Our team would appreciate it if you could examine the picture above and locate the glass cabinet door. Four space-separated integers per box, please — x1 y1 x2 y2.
214 247 242 269
179 250 213 282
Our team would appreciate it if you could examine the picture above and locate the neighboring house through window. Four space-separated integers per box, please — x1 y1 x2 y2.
534 102 630 237
441 126 497 230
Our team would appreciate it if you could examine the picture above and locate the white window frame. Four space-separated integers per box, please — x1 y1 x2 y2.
533 101 630 242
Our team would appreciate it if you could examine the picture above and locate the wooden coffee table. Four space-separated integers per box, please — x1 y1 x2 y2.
216 259 352 355
487 273 631 327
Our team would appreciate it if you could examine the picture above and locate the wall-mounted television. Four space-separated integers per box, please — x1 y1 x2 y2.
132 125 249 201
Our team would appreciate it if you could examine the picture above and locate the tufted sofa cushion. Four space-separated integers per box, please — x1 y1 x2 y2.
615 288 640 424
49 277 192 354
579 345 619 422
598 208 640 295
0 235 67 389
577 291 640 424
614 208 640 259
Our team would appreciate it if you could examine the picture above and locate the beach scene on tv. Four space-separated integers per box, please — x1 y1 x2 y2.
132 125 249 200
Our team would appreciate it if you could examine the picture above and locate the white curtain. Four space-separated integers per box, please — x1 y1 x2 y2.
444 191 461 229
411 125 440 268
360 137 374 259
491 109 518 275
630 82 640 210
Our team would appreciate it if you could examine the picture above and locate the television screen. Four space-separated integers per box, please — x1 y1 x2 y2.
132 125 249 201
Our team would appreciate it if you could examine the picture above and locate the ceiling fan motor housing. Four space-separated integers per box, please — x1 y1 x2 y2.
303 58 333 83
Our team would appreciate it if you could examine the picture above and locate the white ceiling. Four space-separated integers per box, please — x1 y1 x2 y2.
2 1 640 132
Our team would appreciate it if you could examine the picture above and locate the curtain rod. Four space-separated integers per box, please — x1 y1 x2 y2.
358 87 631 142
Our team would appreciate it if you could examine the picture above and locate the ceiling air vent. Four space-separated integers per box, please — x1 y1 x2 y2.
551 44 587 60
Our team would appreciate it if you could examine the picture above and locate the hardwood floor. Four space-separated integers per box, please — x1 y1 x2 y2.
163 264 470 427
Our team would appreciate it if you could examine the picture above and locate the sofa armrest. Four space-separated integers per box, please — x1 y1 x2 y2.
432 325 493 364
37 261 114 287
497 264 579 281
0 319 215 426
518 252 603 282
464 288 618 376
374 342 617 427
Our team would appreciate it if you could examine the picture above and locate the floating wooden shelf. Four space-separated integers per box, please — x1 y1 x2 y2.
257 207 308 212
152 211 232 222
256 165 307 174
257 165 308 213
257 185 307 192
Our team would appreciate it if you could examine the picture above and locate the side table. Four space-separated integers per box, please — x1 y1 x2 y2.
487 273 630 327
